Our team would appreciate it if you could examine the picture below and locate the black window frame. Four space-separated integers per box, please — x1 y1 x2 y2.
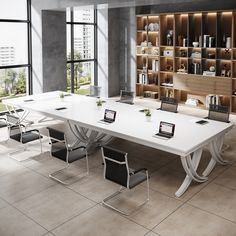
66 8 97 93
0 0 32 94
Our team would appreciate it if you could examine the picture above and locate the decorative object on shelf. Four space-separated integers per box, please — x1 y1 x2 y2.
206 94 221 108
177 63 187 74
191 63 201 74
185 98 199 107
155 36 159 46
165 64 173 71
192 42 199 47
222 33 226 47
209 66 215 72
179 50 187 57
191 51 201 58
152 48 159 56
203 35 210 47
208 53 215 59
221 64 231 77
183 38 187 47
144 108 152 121
144 24 148 31
153 23 159 31
209 37 215 48
203 71 216 76
152 59 159 71
140 41 152 47
163 49 173 57
141 47 145 54
226 37 231 48
166 30 173 46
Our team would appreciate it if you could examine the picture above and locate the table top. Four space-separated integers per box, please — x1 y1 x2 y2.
3 91 233 157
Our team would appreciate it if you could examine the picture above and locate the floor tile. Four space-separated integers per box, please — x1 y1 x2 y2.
0 205 47 236
0 168 55 204
145 232 160 236
213 166 236 190
154 204 236 236
0 197 8 210
0 157 25 177
14 185 95 231
122 187 182 229
68 167 119 203
52 205 148 236
189 183 236 223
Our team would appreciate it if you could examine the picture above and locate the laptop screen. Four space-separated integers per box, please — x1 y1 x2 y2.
104 109 116 121
159 121 175 137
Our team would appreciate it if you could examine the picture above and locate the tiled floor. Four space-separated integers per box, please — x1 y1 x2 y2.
0 99 236 236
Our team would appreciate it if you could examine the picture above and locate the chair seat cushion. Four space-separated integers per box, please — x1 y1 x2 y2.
10 132 42 144
0 120 7 128
129 171 147 189
52 147 86 163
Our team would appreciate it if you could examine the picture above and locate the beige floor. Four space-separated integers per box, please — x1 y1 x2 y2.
0 98 236 236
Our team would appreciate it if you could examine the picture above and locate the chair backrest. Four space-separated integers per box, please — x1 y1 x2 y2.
6 114 21 136
119 90 135 104
160 97 178 113
102 146 129 188
208 104 230 123
89 85 101 97
47 127 67 156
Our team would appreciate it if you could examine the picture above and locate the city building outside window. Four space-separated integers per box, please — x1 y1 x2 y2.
0 0 31 112
66 7 97 95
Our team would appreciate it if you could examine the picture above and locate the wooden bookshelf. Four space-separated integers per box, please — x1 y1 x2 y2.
136 10 236 113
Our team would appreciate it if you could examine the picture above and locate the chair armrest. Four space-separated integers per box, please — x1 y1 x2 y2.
0 117 6 121
129 168 147 175
25 129 40 134
70 145 86 151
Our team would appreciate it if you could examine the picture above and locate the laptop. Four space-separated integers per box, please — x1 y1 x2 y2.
99 109 116 124
154 121 175 139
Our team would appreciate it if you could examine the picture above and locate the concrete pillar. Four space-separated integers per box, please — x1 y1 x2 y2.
42 10 67 92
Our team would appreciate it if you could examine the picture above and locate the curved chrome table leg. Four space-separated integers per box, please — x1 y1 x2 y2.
175 148 208 197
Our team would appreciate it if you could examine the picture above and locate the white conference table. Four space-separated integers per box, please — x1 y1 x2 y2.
3 91 233 197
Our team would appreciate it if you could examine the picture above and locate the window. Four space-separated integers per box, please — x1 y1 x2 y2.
0 0 31 112
67 7 97 95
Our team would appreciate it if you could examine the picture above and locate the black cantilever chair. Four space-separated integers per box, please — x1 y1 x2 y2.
206 104 230 152
47 127 89 185
158 97 178 113
117 90 135 105
6 114 42 160
101 145 149 215
0 117 7 128
207 104 230 123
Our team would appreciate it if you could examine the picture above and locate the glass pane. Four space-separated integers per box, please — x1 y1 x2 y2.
66 63 71 92
74 61 94 95
0 22 28 66
0 0 27 20
73 7 94 23
66 7 71 22
67 25 71 60
74 25 94 60
0 67 28 112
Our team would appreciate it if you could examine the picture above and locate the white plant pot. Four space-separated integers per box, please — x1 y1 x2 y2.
146 116 151 122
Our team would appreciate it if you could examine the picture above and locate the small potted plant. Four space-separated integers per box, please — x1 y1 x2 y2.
144 108 152 121
59 92 65 100
96 99 103 109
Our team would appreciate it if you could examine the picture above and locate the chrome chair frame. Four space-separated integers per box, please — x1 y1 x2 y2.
6 114 42 160
101 146 149 216
47 127 89 185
